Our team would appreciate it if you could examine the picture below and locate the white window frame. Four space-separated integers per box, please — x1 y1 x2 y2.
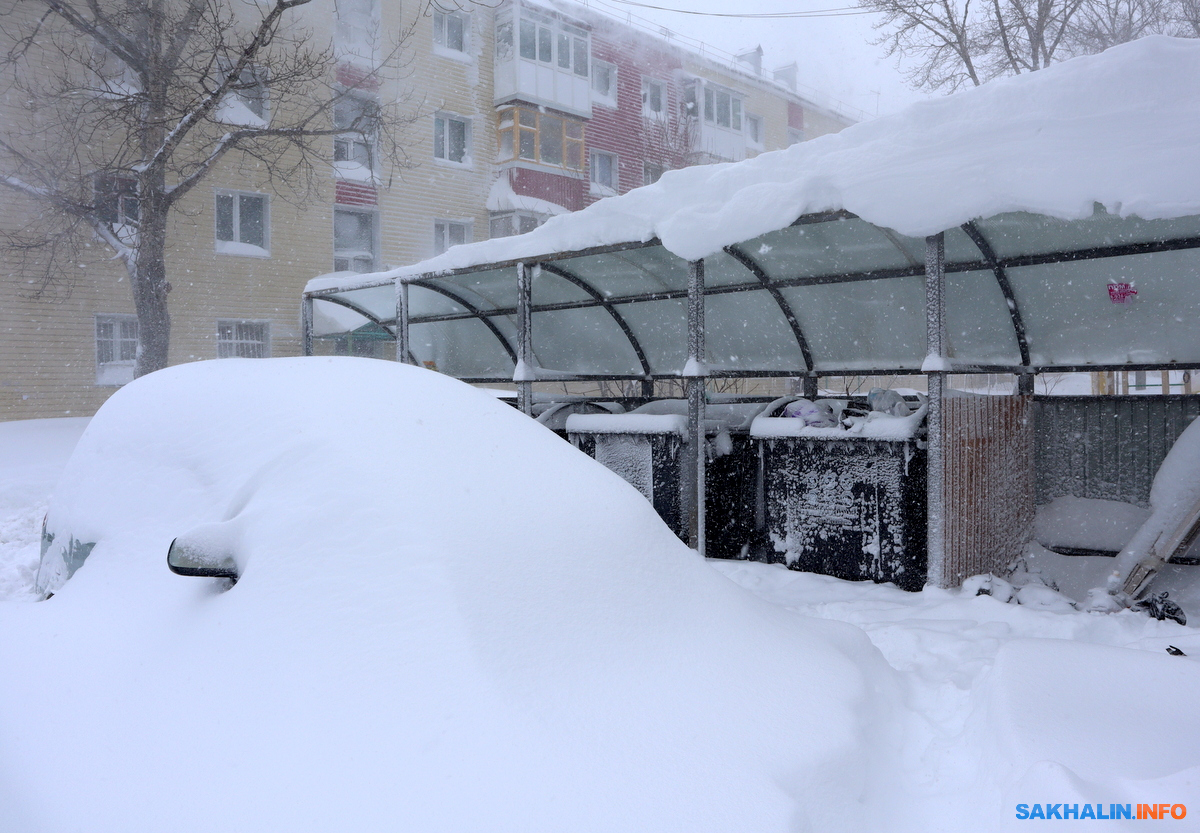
433 7 470 56
434 113 471 166
217 60 269 124
589 150 617 194
517 15 588 77
94 175 139 246
489 211 547 239
745 113 764 150
643 161 664 186
703 84 742 132
335 0 379 58
217 320 271 359
334 91 379 177
592 60 618 107
333 206 380 273
433 219 472 255
214 190 269 256
95 314 138 386
788 127 806 146
91 41 140 96
641 77 665 119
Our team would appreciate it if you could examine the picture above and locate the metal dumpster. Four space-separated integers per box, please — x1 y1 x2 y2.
567 401 766 558
750 398 928 591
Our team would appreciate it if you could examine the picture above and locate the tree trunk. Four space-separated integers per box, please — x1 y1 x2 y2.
133 191 171 378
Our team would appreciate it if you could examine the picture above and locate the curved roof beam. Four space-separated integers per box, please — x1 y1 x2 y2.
960 221 1032 368
312 295 419 365
537 262 654 378
408 279 519 365
723 244 814 372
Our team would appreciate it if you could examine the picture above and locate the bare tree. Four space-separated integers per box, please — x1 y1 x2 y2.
1068 0 1174 51
1177 0 1200 33
862 0 1192 92
0 0 416 377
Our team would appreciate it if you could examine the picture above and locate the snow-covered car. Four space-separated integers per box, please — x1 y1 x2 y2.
0 357 898 833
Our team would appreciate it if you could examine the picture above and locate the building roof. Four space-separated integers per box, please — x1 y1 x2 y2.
306 37 1200 381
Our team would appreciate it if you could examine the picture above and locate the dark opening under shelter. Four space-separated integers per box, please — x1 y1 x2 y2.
303 37 1200 591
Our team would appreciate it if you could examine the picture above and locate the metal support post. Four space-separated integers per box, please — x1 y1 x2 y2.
515 263 534 416
395 279 412 364
802 374 818 400
685 259 707 556
1017 371 1034 395
925 233 947 587
301 296 314 357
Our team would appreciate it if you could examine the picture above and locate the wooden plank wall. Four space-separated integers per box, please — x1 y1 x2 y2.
939 395 1035 586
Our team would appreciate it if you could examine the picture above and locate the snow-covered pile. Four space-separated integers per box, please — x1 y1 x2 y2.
1106 414 1200 594
308 36 1200 295
1 362 1198 832
0 358 902 833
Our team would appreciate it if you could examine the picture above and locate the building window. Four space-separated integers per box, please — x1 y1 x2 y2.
788 127 806 145
592 60 617 107
590 150 617 192
336 0 378 55
95 176 138 227
334 92 379 171
745 114 764 148
703 85 742 131
92 42 139 95
489 211 546 239
642 78 665 118
643 162 664 186
333 207 378 272
517 16 587 75
434 113 470 164
497 106 584 170
433 7 468 54
215 191 268 255
217 320 270 359
495 18 514 60
434 220 470 254
95 314 138 386
218 61 269 124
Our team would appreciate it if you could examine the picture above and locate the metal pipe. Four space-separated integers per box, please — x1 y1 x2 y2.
516 263 533 417
395 280 412 364
685 258 707 556
925 233 947 588
301 296 314 357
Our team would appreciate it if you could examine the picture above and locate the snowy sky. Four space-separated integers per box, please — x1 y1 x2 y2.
569 0 934 119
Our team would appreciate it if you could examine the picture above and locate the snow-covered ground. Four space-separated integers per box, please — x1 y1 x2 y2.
1 364 1197 831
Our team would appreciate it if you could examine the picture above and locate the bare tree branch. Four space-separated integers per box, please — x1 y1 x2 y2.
862 0 1195 92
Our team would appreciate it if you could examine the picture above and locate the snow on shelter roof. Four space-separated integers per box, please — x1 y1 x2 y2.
305 37 1200 382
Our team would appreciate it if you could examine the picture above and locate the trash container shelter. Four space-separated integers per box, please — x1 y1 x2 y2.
302 37 1200 588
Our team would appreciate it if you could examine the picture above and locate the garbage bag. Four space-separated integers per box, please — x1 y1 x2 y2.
867 388 911 417
782 398 838 428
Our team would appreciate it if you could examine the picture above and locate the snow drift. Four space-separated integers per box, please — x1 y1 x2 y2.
0 358 902 833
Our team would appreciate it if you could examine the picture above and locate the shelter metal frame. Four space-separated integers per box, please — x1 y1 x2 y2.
303 207 1200 575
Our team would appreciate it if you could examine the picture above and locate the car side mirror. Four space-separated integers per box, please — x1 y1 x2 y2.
167 536 239 582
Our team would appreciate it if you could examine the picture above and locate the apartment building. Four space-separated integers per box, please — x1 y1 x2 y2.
0 0 854 420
